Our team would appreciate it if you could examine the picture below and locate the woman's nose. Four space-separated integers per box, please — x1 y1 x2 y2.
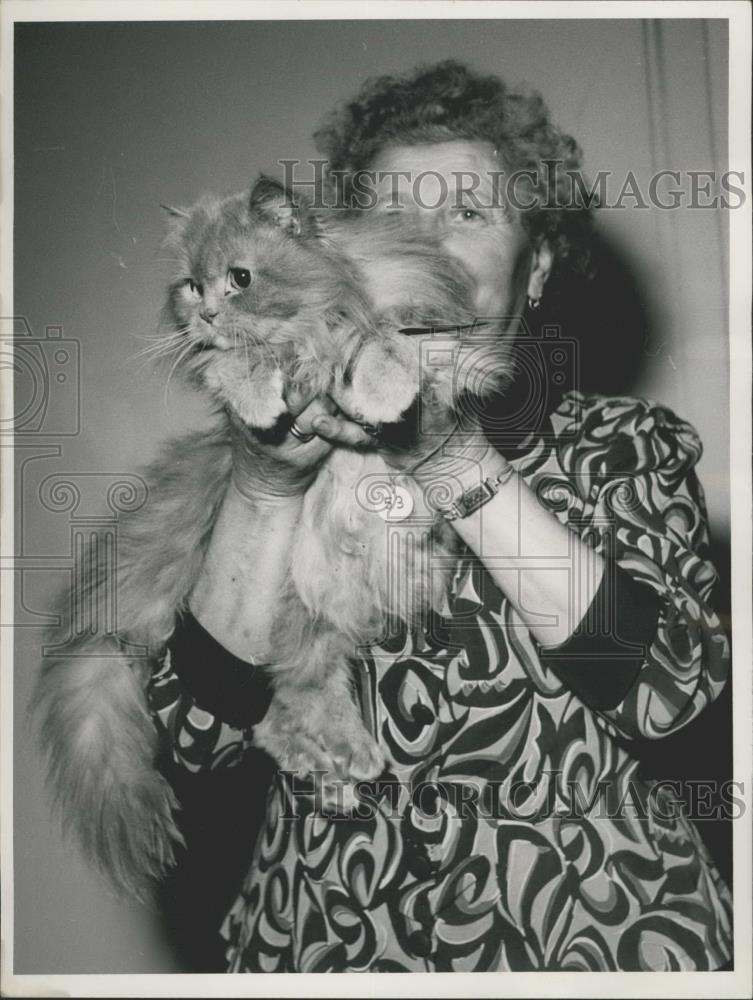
413 208 448 241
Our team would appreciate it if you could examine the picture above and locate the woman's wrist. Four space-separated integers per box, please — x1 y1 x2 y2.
227 408 328 501
409 440 510 499
231 465 313 504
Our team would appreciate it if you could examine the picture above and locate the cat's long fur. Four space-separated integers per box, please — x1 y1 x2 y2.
35 176 513 893
35 431 233 893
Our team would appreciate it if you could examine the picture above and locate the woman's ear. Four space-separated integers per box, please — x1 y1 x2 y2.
527 240 554 303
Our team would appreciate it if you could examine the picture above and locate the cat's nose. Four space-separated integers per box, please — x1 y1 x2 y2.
200 307 219 325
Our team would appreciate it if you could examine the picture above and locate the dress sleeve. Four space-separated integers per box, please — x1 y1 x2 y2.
146 612 275 773
538 561 661 711
546 393 730 740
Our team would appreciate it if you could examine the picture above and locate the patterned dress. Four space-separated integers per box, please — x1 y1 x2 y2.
148 391 733 972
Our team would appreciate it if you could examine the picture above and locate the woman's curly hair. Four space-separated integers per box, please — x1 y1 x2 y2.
314 60 595 280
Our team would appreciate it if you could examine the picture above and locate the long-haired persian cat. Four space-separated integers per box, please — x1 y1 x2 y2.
35 176 513 894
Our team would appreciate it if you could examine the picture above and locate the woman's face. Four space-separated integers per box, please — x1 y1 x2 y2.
369 141 547 318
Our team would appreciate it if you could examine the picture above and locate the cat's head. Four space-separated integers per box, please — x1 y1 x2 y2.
162 175 321 323
156 175 511 430
158 176 342 379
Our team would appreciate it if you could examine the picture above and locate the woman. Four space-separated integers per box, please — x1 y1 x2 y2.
148 61 732 972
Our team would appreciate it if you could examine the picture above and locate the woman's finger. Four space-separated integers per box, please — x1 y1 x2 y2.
311 414 375 447
290 396 338 436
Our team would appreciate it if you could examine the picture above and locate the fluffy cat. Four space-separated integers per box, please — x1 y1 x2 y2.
34 175 513 894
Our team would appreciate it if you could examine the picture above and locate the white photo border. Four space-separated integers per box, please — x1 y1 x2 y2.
1 2 750 997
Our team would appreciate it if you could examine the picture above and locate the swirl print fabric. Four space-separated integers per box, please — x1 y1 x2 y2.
149 391 733 972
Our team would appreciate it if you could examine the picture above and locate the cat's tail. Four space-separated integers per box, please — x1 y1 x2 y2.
33 638 183 897
33 425 233 896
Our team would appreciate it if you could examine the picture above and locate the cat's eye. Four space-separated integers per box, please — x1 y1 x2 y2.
186 278 202 297
228 267 252 290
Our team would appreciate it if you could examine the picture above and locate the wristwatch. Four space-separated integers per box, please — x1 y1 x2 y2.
439 463 516 521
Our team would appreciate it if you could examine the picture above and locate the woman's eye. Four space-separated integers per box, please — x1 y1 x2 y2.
186 278 202 297
229 267 252 290
452 208 483 223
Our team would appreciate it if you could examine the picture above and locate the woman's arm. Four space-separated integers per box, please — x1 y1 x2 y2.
313 393 728 737
188 394 371 660
313 406 608 649
427 443 607 648
419 394 729 739
440 450 666 712
565 394 730 739
147 394 373 770
188 484 307 663
148 613 273 773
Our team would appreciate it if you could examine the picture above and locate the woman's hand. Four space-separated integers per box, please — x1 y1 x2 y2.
229 389 357 503
307 412 379 450
229 386 387 503
378 399 509 497
306 394 509 502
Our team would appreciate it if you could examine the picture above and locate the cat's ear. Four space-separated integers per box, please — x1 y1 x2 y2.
159 203 192 241
248 175 310 236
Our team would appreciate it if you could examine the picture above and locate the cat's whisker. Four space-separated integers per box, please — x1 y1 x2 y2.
130 329 166 342
246 327 278 368
132 337 181 360
128 326 180 346
295 341 331 380
242 332 254 395
131 333 169 344
231 325 262 371
164 345 193 409
162 338 197 410
130 329 190 365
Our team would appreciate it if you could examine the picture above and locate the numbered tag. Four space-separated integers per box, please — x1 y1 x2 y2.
377 484 414 522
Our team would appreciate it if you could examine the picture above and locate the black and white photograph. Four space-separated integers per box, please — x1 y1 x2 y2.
2 2 751 996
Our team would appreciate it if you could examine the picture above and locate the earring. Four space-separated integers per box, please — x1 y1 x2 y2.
527 295 541 310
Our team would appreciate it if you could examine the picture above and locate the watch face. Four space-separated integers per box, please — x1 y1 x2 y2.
457 481 495 518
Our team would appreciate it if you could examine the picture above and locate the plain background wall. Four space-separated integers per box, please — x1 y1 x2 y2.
12 18 730 974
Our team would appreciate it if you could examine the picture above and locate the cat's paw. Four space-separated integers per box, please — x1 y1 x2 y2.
339 338 420 425
205 360 287 429
234 368 288 429
253 708 342 780
318 731 388 813
325 719 387 782
253 697 387 813
309 703 388 812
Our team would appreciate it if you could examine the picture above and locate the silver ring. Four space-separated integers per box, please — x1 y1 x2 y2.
289 420 315 443
361 422 382 437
